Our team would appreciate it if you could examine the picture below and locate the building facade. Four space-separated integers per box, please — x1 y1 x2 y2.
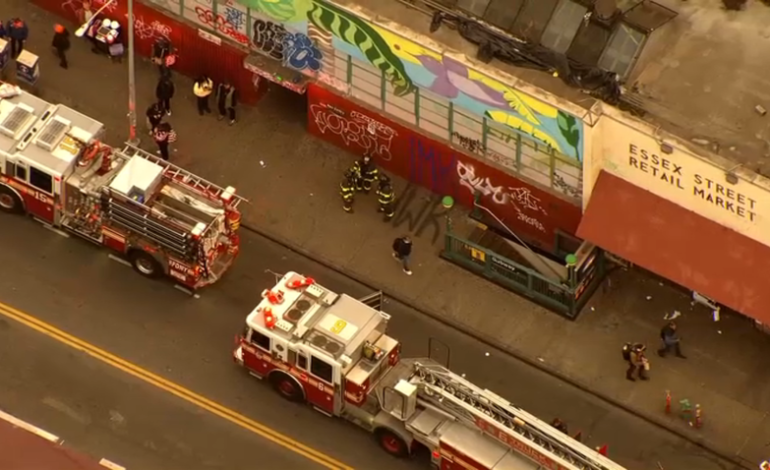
579 104 770 324
33 0 591 253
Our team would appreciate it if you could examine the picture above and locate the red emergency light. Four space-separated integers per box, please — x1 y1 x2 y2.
262 307 276 329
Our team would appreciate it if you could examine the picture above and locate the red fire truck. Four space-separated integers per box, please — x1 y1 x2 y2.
0 89 245 290
234 272 627 470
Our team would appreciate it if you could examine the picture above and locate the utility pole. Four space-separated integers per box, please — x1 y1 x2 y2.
127 0 138 144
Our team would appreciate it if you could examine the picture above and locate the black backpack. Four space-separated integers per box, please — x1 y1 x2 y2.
392 238 401 252
622 343 632 361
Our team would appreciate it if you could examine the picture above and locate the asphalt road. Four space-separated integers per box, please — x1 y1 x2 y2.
0 214 739 470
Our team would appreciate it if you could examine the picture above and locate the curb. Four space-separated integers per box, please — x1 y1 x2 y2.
241 223 752 470
0 409 127 469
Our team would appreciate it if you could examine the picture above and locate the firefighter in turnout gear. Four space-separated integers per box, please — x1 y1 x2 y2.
376 174 395 220
340 170 356 213
352 155 378 193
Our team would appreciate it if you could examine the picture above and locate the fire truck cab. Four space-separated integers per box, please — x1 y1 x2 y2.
0 92 103 223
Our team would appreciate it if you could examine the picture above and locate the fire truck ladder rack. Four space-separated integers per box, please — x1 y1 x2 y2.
119 143 248 209
410 361 623 470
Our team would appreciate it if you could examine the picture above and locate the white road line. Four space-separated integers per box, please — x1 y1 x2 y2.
0 409 60 443
108 254 131 267
99 458 127 470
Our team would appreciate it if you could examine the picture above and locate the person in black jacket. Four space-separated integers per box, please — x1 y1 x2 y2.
145 102 164 135
52 24 70 69
156 76 174 116
392 236 413 275
216 82 237 125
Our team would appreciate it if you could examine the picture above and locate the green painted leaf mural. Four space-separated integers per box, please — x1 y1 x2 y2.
557 111 581 161
308 1 414 96
236 0 312 23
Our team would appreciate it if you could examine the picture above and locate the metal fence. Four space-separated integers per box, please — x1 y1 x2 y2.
440 230 604 319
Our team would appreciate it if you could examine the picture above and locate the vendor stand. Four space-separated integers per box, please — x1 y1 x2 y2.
86 17 124 62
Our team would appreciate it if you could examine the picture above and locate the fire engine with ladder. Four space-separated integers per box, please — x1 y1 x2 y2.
0 87 245 290
234 271 628 470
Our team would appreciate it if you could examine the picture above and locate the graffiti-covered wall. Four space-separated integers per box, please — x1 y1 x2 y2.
308 84 583 250
237 0 586 200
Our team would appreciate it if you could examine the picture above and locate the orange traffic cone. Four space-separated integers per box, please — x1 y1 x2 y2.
665 390 672 414
596 445 608 456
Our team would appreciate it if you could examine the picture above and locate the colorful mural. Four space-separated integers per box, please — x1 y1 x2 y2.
238 0 584 161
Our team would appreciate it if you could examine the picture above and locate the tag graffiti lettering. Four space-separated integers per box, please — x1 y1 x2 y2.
457 161 547 215
195 6 249 45
310 104 396 161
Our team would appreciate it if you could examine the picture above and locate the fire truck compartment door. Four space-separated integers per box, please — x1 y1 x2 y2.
492 450 541 470
440 421 515 469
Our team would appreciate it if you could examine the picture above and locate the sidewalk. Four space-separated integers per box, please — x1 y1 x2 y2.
13 1 770 467
0 409 121 470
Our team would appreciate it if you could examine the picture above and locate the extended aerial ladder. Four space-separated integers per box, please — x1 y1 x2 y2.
408 360 626 470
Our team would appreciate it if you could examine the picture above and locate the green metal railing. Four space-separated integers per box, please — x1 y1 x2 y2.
440 227 605 320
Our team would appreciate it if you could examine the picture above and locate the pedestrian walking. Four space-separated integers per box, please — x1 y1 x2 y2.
156 76 174 116
624 343 649 382
376 174 395 220
153 122 176 161
340 170 356 213
193 75 213 116
657 321 686 358
145 102 164 135
392 236 413 276
7 18 28 59
216 81 238 125
51 24 70 69
352 155 378 193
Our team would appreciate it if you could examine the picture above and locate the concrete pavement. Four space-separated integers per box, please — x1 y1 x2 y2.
0 304 328 470
0 209 741 470
7 0 770 467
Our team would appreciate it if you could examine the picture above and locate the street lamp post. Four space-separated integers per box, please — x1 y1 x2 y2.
127 0 138 144
74 0 137 144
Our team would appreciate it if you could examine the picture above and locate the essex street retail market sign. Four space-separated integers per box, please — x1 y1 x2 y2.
614 142 766 239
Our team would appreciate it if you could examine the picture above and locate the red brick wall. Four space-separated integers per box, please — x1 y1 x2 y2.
32 0 264 104
307 84 582 252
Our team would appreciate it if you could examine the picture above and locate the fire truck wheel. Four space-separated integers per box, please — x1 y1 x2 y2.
270 372 305 402
375 428 409 458
129 250 163 279
0 186 23 214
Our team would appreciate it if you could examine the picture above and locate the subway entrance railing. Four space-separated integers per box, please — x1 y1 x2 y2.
440 215 606 320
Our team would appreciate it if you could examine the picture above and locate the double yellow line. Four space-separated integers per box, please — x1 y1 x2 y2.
0 301 353 470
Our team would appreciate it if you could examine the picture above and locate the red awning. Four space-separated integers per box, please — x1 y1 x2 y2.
578 171 770 323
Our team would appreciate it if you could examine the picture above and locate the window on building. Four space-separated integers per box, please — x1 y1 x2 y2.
509 0 560 43
598 24 646 79
250 330 271 351
540 0 587 54
310 356 333 383
483 0 526 31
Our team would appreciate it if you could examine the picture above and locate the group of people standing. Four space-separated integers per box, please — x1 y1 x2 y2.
146 74 239 160
194 75 238 124
340 155 395 220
